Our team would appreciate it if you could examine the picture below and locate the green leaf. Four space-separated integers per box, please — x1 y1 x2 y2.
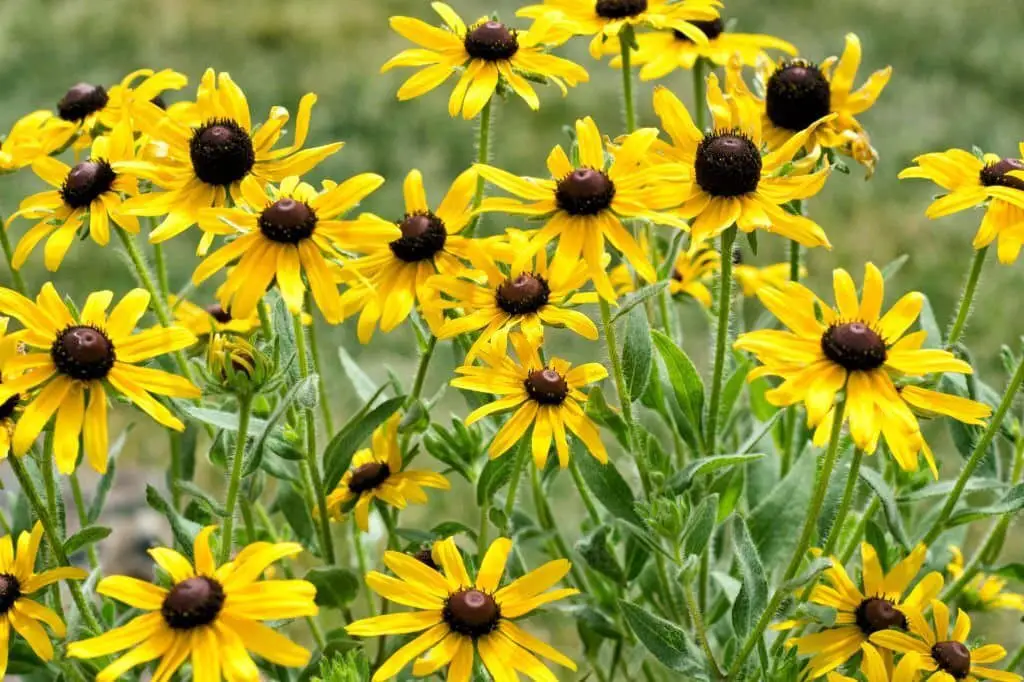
747 451 814 567
610 282 669 322
947 483 1024 528
476 442 523 506
993 563 1024 582
576 447 643 527
858 467 910 549
323 396 405 492
918 295 942 349
245 375 318 476
651 330 704 431
63 525 111 557
305 566 361 609
622 305 653 401
338 345 380 402
667 453 765 495
880 254 910 281
586 385 630 449
146 485 201 559
730 514 768 640
182 405 269 434
684 494 718 557
276 483 318 551
781 557 833 591
898 478 1005 502
576 526 625 584
174 480 227 517
620 601 708 679
87 428 130 524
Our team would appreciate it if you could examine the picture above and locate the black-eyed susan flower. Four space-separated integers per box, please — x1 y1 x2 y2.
383 3 589 119
826 645 923 682
193 173 383 323
651 72 832 247
517 0 721 59
668 238 720 307
121 69 342 250
0 318 25 460
325 413 450 532
7 123 139 271
734 263 977 470
787 543 943 678
169 296 258 338
452 331 608 468
734 260 800 297
899 145 1024 263
476 116 689 301
871 600 1022 682
0 284 199 474
757 34 891 175
947 546 1024 613
0 111 64 173
0 521 87 678
346 536 577 681
68 526 318 680
428 228 598 358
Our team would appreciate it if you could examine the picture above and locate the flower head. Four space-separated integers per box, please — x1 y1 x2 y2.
668 239 720 306
825 645 923 682
946 546 1024 613
169 296 258 338
0 111 65 173
346 536 577 681
734 260 801 297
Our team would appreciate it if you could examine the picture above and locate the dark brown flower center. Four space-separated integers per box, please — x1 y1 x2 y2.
496 274 550 315
412 546 438 570
695 132 762 197
464 21 519 61
57 83 109 122
52 325 116 381
672 18 724 42
595 0 648 19
932 641 971 679
389 212 448 262
348 461 392 494
980 158 1024 192
854 597 907 635
821 322 887 372
555 169 616 216
60 160 116 209
258 198 318 244
0 574 21 614
205 304 233 324
161 576 225 629
766 62 832 132
189 119 256 187
444 589 501 638
0 388 20 422
524 368 569 405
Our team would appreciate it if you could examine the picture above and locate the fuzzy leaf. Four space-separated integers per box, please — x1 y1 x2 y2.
858 467 910 549
651 329 704 431
323 396 405 492
305 567 361 608
63 526 111 557
576 447 643 527
620 601 708 678
667 453 765 495
730 514 768 640
622 305 653 401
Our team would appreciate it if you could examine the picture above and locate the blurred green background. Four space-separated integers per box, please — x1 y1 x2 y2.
1 0 1022 674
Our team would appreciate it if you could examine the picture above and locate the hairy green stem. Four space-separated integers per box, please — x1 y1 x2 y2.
0 223 27 294
408 335 437 406
306 313 335 435
706 227 736 453
619 29 637 133
685 582 725 680
946 246 988 348
502 438 530 535
692 57 707 132
219 395 252 563
153 242 171 300
839 496 880 564
463 98 493 237
569 456 602 525
69 473 99 570
821 448 863 557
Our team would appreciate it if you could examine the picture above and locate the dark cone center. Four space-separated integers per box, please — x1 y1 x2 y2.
205 304 233 324
60 160 116 209
348 461 392 494
0 574 21 614
0 390 20 422
189 119 256 187
444 589 500 638
980 158 1024 192
259 198 318 244
672 18 724 42
595 0 648 19
821 322 887 372
52 325 116 381
932 641 971 679
57 83 109 122
766 62 832 132
555 169 616 216
161 576 225 630
695 133 762 197
496 273 550 315
389 212 448 262
854 597 907 635
525 368 569 405
412 546 438 571
464 21 519 61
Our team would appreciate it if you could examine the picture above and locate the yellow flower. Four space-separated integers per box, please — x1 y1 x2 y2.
169 296 258 337
651 70 833 247
6 123 139 272
826 645 922 682
0 521 87 678
871 600 1022 682
383 2 589 119
669 239 720 306
734 261 800 297
756 34 891 175
0 283 199 473
452 331 608 468
0 111 64 173
121 68 342 250
0 317 26 459
346 536 577 681
325 413 450 532
428 228 599 358
68 526 318 681
734 263 981 473
476 116 689 301
193 173 383 323
517 0 721 59
788 543 943 678
899 145 1024 263
947 546 1024 613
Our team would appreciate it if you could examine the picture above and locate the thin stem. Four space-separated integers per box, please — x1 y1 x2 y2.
257 300 273 339
530 465 589 592
692 57 707 133
839 496 880 564
618 29 637 133
569 456 602 525
153 243 171 300
69 473 99 569
789 239 802 282
706 227 736 453
408 335 437 406
463 98 493 237
685 582 725 680
1006 642 1024 674
352 517 377 616
0 224 27 294
821 448 863 557
305 314 335 435
946 246 988 348
477 500 490 560
169 432 183 510
503 438 529 534
219 395 252 563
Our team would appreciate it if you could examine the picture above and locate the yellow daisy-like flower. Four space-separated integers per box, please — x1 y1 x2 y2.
734 263 980 472
826 645 922 682
428 228 598 358
193 173 384 323
517 0 721 59
121 68 342 250
383 3 589 119
734 260 801 297
169 296 258 338
0 521 87 678
899 145 1024 263
0 111 65 173
652 72 833 248
0 283 199 474
871 600 1022 682
452 331 608 468
0 317 26 459
476 116 689 301
789 543 943 678
668 238 720 307
346 536 578 681
756 34 891 175
325 413 450 532
608 18 796 80
947 546 1024 613
7 123 139 272
68 526 318 681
